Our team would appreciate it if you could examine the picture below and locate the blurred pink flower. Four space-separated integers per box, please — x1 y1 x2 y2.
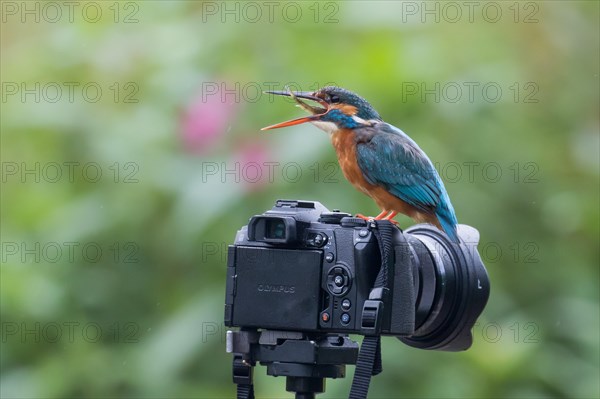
180 84 238 153
235 141 271 192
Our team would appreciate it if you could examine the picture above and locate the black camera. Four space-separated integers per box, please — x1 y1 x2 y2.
224 199 489 351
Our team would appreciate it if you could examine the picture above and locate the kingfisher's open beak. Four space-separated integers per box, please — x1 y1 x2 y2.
261 90 329 131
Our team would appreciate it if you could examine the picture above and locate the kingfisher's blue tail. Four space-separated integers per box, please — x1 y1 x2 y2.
436 193 459 243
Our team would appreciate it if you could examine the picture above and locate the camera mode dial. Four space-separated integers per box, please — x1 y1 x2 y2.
340 217 367 228
319 211 352 224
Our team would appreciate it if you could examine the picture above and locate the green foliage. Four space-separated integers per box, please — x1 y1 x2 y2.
1 1 598 398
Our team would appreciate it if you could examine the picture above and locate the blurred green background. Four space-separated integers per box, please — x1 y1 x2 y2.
1 1 598 398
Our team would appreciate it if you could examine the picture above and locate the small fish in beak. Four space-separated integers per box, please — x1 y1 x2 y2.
261 87 329 130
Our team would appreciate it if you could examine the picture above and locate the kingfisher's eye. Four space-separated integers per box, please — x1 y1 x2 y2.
330 95 340 103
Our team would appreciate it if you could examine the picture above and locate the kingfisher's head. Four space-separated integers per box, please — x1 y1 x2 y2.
261 86 382 134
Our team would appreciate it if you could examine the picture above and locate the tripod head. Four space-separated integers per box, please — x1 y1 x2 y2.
227 329 359 399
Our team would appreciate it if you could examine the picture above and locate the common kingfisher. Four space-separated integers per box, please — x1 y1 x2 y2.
261 86 459 243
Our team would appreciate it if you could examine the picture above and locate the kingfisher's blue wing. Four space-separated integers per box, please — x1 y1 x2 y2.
356 123 459 241
356 124 441 212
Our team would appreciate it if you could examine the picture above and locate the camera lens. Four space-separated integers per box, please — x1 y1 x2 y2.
399 224 490 351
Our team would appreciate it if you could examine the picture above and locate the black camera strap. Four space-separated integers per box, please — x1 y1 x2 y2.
237 384 254 399
233 355 255 399
349 220 395 399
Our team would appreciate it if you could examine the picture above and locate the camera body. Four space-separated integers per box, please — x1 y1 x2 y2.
224 199 415 335
225 199 489 351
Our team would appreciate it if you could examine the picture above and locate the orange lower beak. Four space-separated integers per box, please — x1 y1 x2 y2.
261 115 316 130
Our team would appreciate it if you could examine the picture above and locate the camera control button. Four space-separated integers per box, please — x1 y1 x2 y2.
327 265 351 296
358 229 369 238
341 313 351 325
341 299 351 310
314 233 327 247
325 253 334 263
321 312 330 322
334 275 344 287
306 232 328 247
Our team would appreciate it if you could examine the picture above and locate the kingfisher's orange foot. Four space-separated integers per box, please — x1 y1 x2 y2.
374 210 389 220
383 211 398 221
355 212 400 225
356 210 389 220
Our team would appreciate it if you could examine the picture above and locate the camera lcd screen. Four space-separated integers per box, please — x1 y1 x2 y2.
231 246 322 330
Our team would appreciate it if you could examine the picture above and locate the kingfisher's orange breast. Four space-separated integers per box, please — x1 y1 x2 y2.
330 129 373 195
330 129 437 224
